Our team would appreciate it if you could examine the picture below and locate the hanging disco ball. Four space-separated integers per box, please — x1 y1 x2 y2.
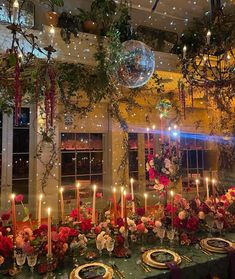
116 40 155 88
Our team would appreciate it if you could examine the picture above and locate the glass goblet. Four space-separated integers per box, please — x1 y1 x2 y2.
215 220 224 236
167 229 175 246
206 218 214 236
16 253 26 269
27 254 38 273
106 238 115 257
96 239 105 256
157 228 165 247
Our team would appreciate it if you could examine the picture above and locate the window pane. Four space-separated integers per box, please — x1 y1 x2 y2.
61 133 76 150
129 151 138 172
128 133 138 150
189 150 197 168
91 152 103 174
76 152 90 174
76 176 91 197
13 108 30 127
61 176 76 187
90 134 103 150
13 129 29 153
130 171 138 181
61 153 76 175
12 179 29 203
13 154 29 178
76 134 89 150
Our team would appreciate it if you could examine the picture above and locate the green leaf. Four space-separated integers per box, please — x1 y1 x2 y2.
23 206 30 216
8 54 17 67
23 216 29 222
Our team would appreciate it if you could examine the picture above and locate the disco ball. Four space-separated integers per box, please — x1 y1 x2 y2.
116 40 155 88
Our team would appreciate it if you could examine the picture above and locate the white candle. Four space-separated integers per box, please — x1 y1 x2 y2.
130 178 135 214
212 179 216 205
206 30 211 45
144 193 148 215
47 208 52 257
147 128 150 154
170 190 174 229
205 177 209 200
38 194 43 228
195 179 199 198
92 185 97 224
183 45 187 59
12 0 19 23
121 187 124 219
60 188 65 223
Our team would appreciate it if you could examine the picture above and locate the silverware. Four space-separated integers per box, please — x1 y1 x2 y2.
112 264 125 279
181 255 192 263
200 247 211 255
136 260 149 272
142 262 152 272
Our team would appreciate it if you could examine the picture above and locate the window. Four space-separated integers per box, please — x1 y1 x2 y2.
181 132 213 192
61 133 104 199
145 133 156 190
12 108 30 201
128 133 138 181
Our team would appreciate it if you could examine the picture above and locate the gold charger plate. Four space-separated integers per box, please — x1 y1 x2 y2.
70 262 113 279
142 248 181 269
200 237 235 254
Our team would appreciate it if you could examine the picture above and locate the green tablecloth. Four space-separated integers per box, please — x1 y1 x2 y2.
4 233 235 279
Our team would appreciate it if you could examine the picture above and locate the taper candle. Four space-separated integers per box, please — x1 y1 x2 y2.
123 190 127 230
76 182 81 222
205 177 209 200
11 194 17 241
183 45 187 59
47 208 52 257
206 30 211 45
195 179 199 198
38 194 43 227
121 187 124 219
212 179 216 205
170 190 174 229
12 0 19 23
160 114 164 142
60 188 65 223
113 187 117 226
92 185 97 224
144 193 148 215
130 178 135 214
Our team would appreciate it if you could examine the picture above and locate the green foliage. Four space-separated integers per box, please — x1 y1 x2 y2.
40 0 64 11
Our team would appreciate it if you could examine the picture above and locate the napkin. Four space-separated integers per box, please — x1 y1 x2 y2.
165 261 183 279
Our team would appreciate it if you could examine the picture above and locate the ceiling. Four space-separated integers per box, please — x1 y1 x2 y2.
33 0 235 34
60 0 235 34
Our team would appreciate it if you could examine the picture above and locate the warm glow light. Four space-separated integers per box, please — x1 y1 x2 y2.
123 190 126 196
76 182 80 188
60 187 64 193
113 187 116 193
146 127 150 132
207 30 211 37
93 184 97 190
48 207 51 215
121 186 124 192
183 45 187 52
49 26 55 35
168 127 172 131
170 190 174 197
130 178 134 183
205 177 209 182
11 193 15 200
144 193 147 198
212 179 216 184
160 113 163 119
152 125 156 130
173 125 177 129
13 0 19 8
195 179 199 184
39 194 43 200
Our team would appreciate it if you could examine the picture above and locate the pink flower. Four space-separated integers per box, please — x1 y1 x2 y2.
149 168 157 180
136 223 145 233
96 192 103 198
52 231 59 242
155 221 162 228
165 203 177 214
15 194 24 203
178 211 186 220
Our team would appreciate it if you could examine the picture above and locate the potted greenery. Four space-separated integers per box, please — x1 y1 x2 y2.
77 8 98 34
40 0 64 26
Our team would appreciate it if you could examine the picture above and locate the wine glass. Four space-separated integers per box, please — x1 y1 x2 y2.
206 216 214 236
16 253 26 269
215 219 224 236
27 254 38 273
96 239 105 256
106 238 115 257
157 228 165 247
167 229 175 246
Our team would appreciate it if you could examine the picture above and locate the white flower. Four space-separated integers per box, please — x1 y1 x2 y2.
141 217 149 223
127 218 135 226
198 211 205 220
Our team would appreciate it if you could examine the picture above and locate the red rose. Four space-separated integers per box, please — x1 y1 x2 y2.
80 219 92 233
70 209 78 219
165 203 177 214
159 175 170 186
0 235 13 257
1 212 10 221
173 217 185 229
15 194 24 203
117 218 124 228
69 228 79 237
136 207 145 216
186 216 199 231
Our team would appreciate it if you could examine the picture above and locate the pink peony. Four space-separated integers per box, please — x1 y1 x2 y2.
15 194 24 203
136 223 146 233
178 211 186 220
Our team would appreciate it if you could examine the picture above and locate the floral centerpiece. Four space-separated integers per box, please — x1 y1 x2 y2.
146 142 182 197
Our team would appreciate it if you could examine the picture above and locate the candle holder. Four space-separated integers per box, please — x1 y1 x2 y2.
8 244 21 276
45 255 56 279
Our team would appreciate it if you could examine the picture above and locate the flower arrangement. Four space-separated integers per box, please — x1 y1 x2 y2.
146 142 182 197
